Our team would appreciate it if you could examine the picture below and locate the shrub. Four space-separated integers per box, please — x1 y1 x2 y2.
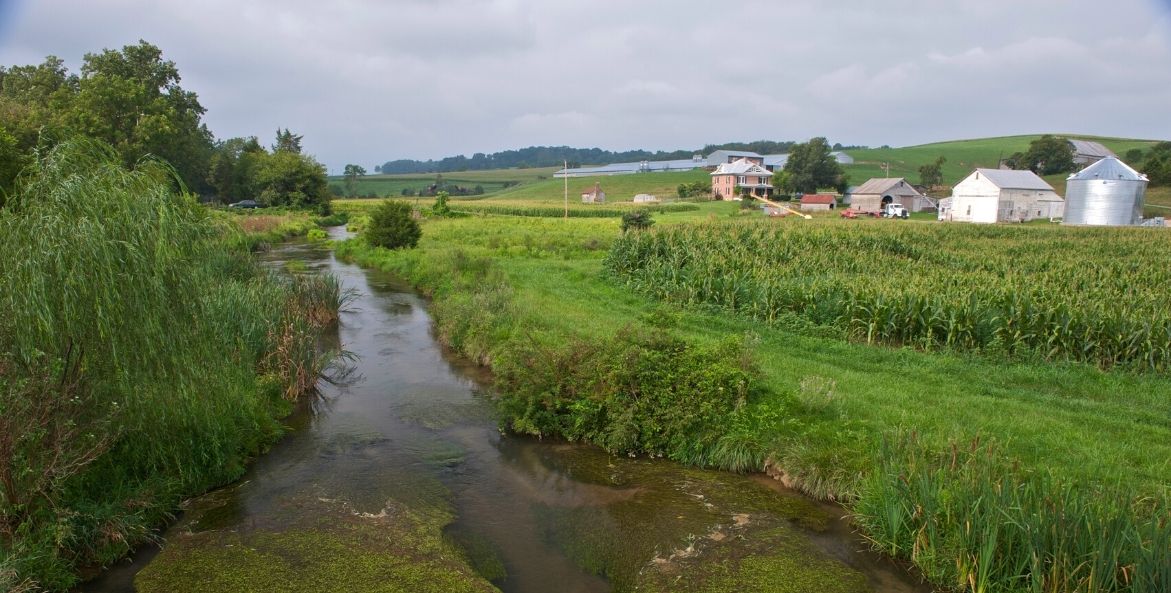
365 202 421 249
620 210 654 233
431 191 452 217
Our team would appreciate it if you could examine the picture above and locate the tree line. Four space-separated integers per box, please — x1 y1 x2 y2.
375 140 872 175
0 40 330 211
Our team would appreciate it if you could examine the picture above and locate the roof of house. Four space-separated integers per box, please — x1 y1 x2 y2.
800 194 836 205
1068 156 1147 182
1068 139 1115 159
581 182 604 195
851 177 921 196
711 158 773 176
970 169 1055 191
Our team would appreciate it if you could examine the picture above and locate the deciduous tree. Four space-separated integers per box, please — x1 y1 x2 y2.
1017 135 1075 175
919 156 946 188
342 163 366 198
68 41 214 192
781 137 844 195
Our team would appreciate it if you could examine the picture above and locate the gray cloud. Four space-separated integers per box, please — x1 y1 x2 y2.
2 0 1170 172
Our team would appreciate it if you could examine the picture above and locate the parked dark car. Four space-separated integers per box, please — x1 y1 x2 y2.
228 199 262 209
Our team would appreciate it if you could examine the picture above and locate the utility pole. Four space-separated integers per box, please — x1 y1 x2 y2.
563 159 568 219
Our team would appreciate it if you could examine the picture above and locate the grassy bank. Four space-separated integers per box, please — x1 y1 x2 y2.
335 208 1170 592
0 142 344 591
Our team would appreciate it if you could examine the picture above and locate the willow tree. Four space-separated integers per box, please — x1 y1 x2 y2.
0 140 294 588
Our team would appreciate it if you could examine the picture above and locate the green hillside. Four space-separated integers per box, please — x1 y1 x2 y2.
842 134 1162 187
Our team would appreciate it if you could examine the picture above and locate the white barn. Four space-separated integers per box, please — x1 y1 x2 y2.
945 169 1064 223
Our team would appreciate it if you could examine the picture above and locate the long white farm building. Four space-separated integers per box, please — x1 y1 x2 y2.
940 169 1064 223
554 150 853 178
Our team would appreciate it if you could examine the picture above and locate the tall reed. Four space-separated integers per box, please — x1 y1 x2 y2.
0 140 341 589
853 437 1171 593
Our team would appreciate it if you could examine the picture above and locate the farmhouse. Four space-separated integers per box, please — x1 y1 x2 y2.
581 182 606 203
848 178 931 213
944 169 1063 223
711 158 773 200
799 194 836 211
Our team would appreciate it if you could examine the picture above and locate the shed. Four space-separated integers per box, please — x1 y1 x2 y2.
581 182 606 204
946 169 1063 223
633 193 659 203
848 178 928 213
799 194 837 211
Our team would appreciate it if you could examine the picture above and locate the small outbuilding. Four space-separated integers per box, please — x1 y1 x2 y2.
848 178 930 213
945 169 1063 223
799 194 837 211
632 193 659 203
581 182 606 204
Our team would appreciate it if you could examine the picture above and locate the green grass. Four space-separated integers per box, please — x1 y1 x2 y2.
335 211 1170 592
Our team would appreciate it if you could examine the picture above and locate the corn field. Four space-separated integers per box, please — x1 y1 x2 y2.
450 202 699 218
606 220 1171 372
335 198 698 219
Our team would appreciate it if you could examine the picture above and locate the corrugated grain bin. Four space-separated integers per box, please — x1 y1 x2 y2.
1063 157 1148 226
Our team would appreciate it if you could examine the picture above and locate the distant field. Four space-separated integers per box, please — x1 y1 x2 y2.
329 166 561 197
843 134 1162 187
485 170 711 203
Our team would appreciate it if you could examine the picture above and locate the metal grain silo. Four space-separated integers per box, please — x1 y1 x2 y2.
1062 157 1148 226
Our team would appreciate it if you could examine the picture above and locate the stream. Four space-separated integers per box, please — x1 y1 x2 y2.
79 229 930 593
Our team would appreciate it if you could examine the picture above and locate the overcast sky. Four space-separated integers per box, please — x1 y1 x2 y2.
2 0 1170 173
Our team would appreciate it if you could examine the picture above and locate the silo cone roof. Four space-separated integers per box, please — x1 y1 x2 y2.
1068 156 1148 182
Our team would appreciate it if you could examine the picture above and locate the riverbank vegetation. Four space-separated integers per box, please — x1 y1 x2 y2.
0 141 343 591
334 203 1170 593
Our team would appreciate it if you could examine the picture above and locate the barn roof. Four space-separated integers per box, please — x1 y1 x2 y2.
972 169 1055 191
800 194 836 205
1068 139 1115 159
1068 156 1147 182
851 177 918 196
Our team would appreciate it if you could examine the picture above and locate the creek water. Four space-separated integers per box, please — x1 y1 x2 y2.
79 230 930 593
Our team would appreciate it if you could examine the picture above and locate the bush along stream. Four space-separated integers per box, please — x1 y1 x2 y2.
333 217 1171 593
0 140 345 592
